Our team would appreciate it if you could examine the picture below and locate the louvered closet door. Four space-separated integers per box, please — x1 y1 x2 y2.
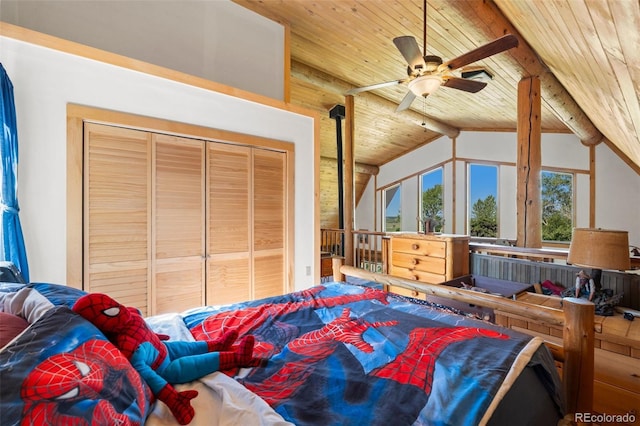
84 123 151 314
153 134 205 314
207 143 251 305
253 148 286 299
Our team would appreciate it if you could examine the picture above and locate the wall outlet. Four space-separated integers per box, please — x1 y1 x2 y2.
306 266 311 276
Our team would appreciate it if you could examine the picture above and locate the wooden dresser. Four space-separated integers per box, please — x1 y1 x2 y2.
387 233 470 298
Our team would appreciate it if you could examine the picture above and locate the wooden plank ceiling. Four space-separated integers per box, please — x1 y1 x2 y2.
233 0 640 228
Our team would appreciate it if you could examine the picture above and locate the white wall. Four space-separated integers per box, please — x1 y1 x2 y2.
0 0 285 100
595 143 640 243
356 131 640 247
0 35 316 290
355 175 375 231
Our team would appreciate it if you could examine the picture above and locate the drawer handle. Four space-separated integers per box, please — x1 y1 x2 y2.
411 243 419 250
412 290 419 297
411 258 419 265
413 274 419 280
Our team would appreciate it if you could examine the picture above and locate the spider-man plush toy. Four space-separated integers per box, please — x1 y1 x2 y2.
73 293 256 425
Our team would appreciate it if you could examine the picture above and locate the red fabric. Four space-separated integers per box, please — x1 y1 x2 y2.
157 384 198 425
0 312 29 347
541 279 565 296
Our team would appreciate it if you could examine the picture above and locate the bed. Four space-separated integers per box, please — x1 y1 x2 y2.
0 262 594 426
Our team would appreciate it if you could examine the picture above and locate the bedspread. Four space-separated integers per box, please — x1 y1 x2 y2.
181 283 562 425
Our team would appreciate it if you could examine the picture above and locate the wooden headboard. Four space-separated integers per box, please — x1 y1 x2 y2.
332 258 594 418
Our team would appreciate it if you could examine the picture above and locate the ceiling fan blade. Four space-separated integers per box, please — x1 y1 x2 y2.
443 77 487 93
345 79 404 95
393 36 426 70
396 90 417 112
443 34 519 71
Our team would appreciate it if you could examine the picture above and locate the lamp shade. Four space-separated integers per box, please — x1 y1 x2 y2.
567 228 630 271
408 75 443 97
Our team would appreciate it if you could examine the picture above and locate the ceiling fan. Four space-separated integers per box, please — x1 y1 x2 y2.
345 0 519 112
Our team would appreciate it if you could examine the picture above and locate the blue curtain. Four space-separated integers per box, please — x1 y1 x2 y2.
1 63 29 282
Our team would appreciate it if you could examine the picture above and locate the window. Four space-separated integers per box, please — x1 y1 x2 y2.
419 168 443 232
384 184 401 232
468 164 498 237
541 170 573 242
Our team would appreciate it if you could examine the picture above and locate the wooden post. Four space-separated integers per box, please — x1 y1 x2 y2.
516 76 542 248
332 256 345 282
562 297 595 416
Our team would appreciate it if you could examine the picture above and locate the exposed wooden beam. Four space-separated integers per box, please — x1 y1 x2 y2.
320 156 379 175
291 60 460 138
450 0 603 146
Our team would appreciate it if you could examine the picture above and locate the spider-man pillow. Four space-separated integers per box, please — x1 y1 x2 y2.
0 306 153 425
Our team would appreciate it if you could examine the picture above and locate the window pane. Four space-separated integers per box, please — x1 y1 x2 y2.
468 164 498 237
541 171 573 242
384 185 401 232
420 168 443 232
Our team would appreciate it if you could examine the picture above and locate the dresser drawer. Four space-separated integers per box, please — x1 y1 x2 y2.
391 252 446 274
392 238 446 257
390 265 446 284
387 284 427 300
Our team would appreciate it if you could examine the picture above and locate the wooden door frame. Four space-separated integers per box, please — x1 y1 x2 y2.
67 103 295 293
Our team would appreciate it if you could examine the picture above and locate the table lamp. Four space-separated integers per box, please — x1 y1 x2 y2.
567 228 630 288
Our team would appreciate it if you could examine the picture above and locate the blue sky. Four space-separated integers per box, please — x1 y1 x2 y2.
469 164 497 206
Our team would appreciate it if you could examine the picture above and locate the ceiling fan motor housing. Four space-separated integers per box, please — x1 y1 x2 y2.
423 55 443 73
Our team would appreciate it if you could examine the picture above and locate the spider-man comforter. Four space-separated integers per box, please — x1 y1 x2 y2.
1 282 563 426
181 282 564 425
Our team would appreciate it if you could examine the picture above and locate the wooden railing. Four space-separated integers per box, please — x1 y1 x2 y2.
353 230 388 274
321 228 344 257
469 241 569 262
470 240 640 268
320 228 388 273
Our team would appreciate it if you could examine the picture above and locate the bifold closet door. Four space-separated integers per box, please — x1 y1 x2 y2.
84 123 152 314
153 134 206 314
253 148 286 300
207 143 252 305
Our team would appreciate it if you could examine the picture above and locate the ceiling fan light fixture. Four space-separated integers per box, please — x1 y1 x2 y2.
408 74 442 97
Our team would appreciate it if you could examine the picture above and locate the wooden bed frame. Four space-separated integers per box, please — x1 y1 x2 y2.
332 258 595 419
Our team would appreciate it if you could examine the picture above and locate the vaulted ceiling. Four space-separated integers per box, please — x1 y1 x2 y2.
233 0 639 227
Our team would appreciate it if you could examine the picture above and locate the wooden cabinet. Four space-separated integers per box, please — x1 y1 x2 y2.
84 123 290 315
388 233 470 299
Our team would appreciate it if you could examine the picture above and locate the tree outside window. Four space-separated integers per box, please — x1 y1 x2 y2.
468 164 498 237
541 171 573 242
384 185 401 232
420 168 443 232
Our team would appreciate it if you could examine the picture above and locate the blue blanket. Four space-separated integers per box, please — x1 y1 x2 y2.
183 282 558 425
